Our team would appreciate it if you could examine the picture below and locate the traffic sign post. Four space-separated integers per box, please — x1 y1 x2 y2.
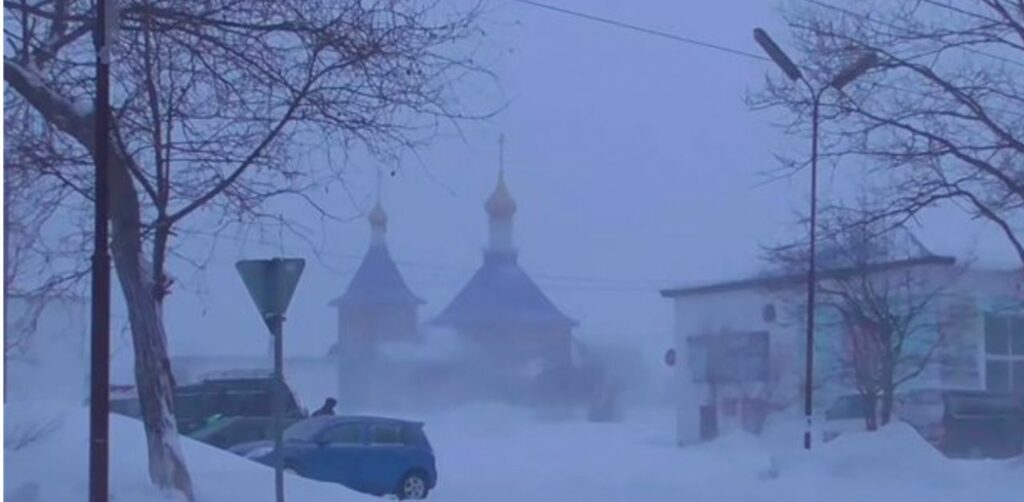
236 258 305 502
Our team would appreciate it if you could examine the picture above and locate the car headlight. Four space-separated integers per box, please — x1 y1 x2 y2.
246 446 274 459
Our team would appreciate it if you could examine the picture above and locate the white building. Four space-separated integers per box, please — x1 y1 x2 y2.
660 239 1023 446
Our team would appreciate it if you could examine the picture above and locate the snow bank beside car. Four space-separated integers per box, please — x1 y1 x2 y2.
4 402 370 502
421 404 1023 502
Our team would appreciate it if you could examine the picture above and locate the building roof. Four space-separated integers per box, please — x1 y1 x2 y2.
659 231 954 297
431 252 577 329
330 244 423 307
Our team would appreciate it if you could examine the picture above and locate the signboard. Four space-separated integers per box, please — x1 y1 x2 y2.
236 258 305 331
687 331 770 383
235 257 306 502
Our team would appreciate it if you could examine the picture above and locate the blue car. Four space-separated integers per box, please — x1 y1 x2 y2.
232 416 437 499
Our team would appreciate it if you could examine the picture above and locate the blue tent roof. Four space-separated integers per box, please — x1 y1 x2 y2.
330 245 423 307
430 252 577 329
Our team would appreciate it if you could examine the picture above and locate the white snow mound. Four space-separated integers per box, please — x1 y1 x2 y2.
4 402 371 502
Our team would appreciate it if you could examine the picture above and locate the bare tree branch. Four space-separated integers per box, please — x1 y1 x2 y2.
754 0 1024 266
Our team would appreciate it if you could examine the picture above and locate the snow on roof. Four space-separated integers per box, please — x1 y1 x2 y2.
662 229 956 298
431 252 577 329
330 245 423 307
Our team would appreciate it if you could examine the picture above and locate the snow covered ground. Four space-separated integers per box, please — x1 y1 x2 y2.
5 401 1023 502
419 405 1023 502
4 402 370 502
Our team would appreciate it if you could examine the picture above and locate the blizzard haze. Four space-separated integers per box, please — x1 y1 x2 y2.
5 1 1024 502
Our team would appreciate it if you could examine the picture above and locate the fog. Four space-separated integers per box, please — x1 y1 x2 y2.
6 1 1023 501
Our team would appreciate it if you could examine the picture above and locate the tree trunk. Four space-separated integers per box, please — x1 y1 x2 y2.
108 146 195 501
3 60 194 500
879 384 895 426
863 392 879 431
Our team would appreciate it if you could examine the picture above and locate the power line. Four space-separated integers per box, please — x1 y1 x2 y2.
177 227 672 292
510 0 769 61
512 0 1024 120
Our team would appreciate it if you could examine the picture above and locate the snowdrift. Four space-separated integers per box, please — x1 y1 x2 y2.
419 404 1023 502
4 402 371 502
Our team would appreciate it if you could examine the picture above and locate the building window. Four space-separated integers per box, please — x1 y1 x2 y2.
984 313 1024 392
762 304 777 323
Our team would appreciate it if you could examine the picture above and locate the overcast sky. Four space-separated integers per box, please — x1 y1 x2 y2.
104 0 1017 379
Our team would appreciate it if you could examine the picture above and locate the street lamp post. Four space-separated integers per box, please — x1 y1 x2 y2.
753 28 875 451
90 2 113 502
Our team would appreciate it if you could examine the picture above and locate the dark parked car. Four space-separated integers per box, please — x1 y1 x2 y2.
189 415 305 450
231 416 437 500
899 389 1024 459
108 372 306 438
175 374 306 435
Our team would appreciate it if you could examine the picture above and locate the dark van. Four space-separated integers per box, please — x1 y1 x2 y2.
108 372 307 439
899 389 1024 459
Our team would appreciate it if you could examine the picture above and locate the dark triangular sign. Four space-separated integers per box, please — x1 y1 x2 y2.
236 258 305 330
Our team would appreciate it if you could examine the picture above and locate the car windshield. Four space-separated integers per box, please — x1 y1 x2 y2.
175 380 302 419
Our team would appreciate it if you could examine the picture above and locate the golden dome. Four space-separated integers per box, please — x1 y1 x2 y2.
368 200 388 228
485 171 517 219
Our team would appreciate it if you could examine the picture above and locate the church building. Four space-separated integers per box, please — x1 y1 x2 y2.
329 195 424 356
431 140 578 370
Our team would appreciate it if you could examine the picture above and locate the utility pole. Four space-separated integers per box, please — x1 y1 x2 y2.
89 0 113 500
753 27 877 450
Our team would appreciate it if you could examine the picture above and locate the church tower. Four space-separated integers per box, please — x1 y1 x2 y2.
330 180 423 356
485 135 517 256
431 135 576 367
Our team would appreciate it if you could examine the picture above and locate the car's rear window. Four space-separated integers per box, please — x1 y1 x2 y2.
371 424 404 445
320 423 363 444
402 424 429 448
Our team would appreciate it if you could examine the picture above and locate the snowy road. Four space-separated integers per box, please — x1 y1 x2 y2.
6 402 1023 502
417 405 1024 502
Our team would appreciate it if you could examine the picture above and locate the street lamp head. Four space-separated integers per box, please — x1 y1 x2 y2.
754 28 803 82
830 51 878 90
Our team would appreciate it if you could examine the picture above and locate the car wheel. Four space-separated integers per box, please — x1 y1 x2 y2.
396 471 429 500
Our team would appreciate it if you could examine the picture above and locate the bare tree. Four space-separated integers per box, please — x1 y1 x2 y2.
3 1 490 498
765 208 965 430
752 0 1024 265
4 100 90 359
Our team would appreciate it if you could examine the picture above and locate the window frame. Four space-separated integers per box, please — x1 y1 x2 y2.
983 313 1024 393
368 423 405 446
